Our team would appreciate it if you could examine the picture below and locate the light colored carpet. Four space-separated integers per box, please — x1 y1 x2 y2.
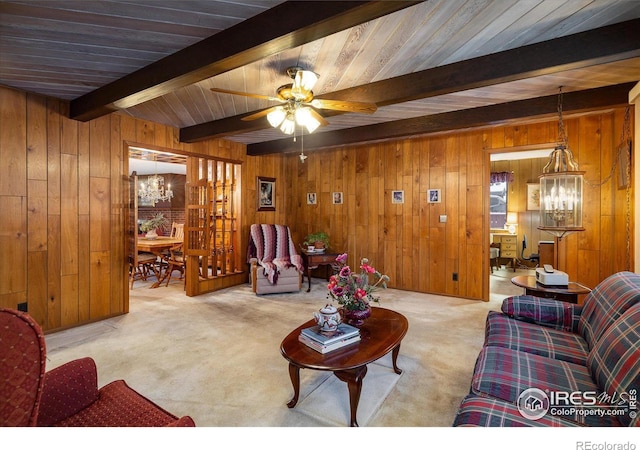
295 356 401 427
43 267 529 427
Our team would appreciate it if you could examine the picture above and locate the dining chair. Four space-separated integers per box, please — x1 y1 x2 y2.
129 251 160 289
170 222 184 240
164 243 185 287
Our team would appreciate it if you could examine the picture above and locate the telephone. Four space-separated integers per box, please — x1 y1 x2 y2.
543 264 554 273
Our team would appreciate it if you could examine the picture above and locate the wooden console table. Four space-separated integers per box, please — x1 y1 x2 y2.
511 275 591 304
300 250 340 292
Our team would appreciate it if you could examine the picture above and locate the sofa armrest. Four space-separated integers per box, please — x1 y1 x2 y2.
501 295 583 332
37 357 100 426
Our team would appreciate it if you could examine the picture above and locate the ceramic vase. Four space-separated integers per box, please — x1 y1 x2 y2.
341 305 371 327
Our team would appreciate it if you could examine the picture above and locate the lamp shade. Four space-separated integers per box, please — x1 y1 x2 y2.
266 107 286 128
295 107 320 133
279 114 295 135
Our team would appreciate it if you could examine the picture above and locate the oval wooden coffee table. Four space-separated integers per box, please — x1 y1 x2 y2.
280 307 408 427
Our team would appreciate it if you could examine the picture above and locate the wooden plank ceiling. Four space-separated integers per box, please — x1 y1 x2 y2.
1 0 639 156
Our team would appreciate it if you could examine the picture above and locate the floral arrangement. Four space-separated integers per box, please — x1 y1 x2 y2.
327 253 390 311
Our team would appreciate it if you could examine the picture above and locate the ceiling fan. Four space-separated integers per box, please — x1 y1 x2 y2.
210 66 377 135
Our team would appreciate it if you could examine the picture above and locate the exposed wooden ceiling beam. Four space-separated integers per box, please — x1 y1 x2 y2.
246 83 635 155
181 18 640 143
69 1 419 121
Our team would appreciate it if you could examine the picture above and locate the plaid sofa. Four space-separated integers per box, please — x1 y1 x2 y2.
453 271 640 427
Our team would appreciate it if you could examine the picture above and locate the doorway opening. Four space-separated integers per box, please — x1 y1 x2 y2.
489 148 551 301
128 147 188 291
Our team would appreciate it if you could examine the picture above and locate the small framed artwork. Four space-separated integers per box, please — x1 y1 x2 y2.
257 176 276 211
527 183 540 210
392 190 404 204
307 192 317 205
332 192 343 205
427 189 441 203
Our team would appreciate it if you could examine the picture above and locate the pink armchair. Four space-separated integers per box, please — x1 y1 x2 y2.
0 308 194 427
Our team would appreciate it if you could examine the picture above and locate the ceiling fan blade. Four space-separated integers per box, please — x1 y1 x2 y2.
210 87 281 102
241 106 281 121
310 98 377 114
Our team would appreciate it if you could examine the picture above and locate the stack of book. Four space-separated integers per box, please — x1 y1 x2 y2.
298 323 361 354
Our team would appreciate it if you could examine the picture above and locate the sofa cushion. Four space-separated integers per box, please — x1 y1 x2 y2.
485 311 589 365
52 380 189 426
501 295 582 332
578 271 640 348
37 357 100 426
587 303 640 427
453 394 583 427
471 346 620 426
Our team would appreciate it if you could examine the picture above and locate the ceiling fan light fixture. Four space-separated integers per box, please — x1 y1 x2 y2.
280 114 296 135
295 69 318 91
295 106 320 133
266 106 286 127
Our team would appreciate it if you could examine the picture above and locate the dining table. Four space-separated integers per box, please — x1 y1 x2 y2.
136 236 183 287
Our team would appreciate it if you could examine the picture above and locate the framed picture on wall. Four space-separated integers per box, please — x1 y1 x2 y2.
427 189 441 203
332 192 343 205
392 190 404 204
527 183 540 210
257 176 275 211
307 192 317 205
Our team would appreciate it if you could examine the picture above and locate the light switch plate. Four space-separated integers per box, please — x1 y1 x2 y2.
439 215 447 223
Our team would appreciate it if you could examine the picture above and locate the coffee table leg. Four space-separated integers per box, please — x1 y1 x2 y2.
334 365 367 427
286 363 301 408
391 344 403 375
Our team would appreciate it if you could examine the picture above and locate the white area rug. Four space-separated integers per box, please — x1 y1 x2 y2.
294 353 402 427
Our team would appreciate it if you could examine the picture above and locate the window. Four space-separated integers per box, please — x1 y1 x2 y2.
490 181 508 229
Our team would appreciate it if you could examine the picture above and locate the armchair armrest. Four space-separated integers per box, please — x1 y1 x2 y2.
37 357 100 426
501 295 583 332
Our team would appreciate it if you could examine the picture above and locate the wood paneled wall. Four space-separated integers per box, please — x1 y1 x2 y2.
0 83 634 331
0 85 246 332
282 108 634 301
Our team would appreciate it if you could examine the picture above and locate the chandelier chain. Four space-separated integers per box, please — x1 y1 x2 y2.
557 88 568 147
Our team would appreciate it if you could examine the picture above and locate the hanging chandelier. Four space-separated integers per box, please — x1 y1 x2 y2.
139 158 173 206
538 87 585 239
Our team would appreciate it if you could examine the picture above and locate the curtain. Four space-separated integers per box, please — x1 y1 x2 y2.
490 171 514 184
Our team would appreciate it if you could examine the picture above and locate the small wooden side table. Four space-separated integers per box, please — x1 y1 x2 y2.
511 275 591 304
300 250 341 292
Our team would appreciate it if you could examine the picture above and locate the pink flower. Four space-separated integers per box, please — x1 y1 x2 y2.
355 288 367 299
336 253 348 264
361 263 375 274
339 266 351 278
332 286 345 297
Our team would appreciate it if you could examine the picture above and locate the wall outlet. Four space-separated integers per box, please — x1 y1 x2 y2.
439 215 447 223
452 273 458 281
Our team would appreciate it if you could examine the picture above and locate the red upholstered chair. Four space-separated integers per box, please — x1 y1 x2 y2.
0 308 46 426
0 308 195 427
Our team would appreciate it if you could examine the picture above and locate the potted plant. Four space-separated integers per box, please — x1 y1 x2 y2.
140 213 169 239
303 231 330 250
